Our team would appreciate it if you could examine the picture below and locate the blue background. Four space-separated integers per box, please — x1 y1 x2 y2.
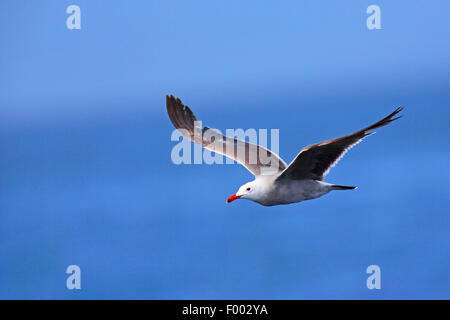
1 0 449 299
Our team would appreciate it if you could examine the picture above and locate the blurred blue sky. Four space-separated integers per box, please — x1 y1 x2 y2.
0 1 449 299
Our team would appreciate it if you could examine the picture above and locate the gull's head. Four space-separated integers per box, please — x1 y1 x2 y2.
226 181 261 204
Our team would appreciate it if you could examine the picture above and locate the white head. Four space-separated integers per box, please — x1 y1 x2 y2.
226 180 262 204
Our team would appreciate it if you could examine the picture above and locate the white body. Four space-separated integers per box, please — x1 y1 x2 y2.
236 176 334 206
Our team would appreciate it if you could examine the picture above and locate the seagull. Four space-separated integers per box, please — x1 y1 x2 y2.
166 95 403 206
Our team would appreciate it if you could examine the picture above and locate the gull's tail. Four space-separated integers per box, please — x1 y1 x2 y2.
331 184 357 190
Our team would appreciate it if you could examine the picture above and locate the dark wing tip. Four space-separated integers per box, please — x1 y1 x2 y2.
166 94 179 110
166 95 193 114
390 106 404 118
382 106 404 122
166 95 198 135
388 106 404 120
362 106 404 133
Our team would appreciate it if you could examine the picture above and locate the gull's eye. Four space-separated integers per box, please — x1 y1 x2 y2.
246 187 251 191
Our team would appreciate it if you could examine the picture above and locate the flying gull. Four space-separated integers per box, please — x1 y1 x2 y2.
166 95 403 206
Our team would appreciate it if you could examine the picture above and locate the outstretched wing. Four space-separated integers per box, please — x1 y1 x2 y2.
276 107 403 181
166 95 287 176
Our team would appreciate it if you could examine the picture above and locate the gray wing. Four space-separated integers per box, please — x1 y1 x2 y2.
166 95 287 176
276 107 403 181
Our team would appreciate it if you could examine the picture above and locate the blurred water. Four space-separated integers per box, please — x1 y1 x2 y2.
1 91 449 299
0 0 449 299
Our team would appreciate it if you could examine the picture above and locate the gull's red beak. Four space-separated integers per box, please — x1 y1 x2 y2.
226 194 241 204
